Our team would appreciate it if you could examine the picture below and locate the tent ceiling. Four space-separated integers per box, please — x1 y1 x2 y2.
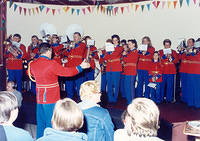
10 0 150 5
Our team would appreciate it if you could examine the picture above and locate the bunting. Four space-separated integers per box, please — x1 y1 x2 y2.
8 0 198 16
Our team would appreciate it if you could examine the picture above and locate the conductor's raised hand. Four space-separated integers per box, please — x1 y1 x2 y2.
80 59 90 69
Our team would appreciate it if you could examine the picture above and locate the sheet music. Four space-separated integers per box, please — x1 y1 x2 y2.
105 43 115 52
87 39 95 46
163 48 172 55
148 82 157 89
138 44 148 51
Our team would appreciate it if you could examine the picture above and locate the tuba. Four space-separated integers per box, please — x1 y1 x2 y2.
5 35 23 59
40 23 57 44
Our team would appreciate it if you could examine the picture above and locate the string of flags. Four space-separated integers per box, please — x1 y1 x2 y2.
8 0 200 16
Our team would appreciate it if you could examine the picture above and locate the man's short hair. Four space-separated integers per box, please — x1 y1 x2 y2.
31 35 39 40
51 98 84 132
13 34 21 40
39 43 52 54
80 80 100 100
74 32 81 37
0 91 18 123
163 39 172 46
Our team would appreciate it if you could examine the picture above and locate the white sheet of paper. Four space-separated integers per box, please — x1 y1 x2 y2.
163 48 172 54
148 82 157 88
105 43 115 52
87 39 95 46
138 44 148 51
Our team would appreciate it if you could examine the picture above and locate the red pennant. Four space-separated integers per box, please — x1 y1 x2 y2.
87 6 91 13
28 8 31 15
19 7 22 15
157 1 160 8
173 1 178 8
100 5 104 12
114 7 118 15
23 8 27 16
121 7 124 14
135 5 139 11
36 7 39 14
193 0 196 4
152 1 157 8
52 9 56 15
82 8 86 15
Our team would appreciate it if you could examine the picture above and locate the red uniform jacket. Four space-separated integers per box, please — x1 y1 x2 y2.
104 45 123 72
148 61 163 83
179 53 189 73
27 44 40 60
30 56 82 104
51 43 64 64
4 43 27 70
122 49 138 75
83 46 99 69
187 52 200 74
63 42 86 67
159 49 178 74
137 46 155 70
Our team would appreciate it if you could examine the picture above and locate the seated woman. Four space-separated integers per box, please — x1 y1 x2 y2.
78 80 114 141
114 98 163 141
37 98 87 141
0 91 33 141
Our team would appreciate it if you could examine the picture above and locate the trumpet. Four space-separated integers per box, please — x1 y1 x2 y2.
5 35 23 59
91 48 105 53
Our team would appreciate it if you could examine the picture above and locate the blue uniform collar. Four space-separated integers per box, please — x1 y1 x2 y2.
40 55 51 60
52 43 59 47
75 41 81 48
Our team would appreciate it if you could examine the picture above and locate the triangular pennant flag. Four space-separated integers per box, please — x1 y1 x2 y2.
39 5 45 12
36 7 39 14
87 6 91 13
46 7 50 14
57 9 61 14
100 5 104 12
147 3 151 11
114 7 118 15
91 6 95 12
14 4 18 11
97 2 100 10
106 6 109 15
32 8 35 15
9 0 14 8
82 8 86 15
174 1 178 8
141 5 145 12
71 8 75 15
157 1 160 8
63 6 70 13
131 3 134 9
152 1 157 8
135 5 139 11
126 6 129 12
103 7 106 14
77 9 80 15
121 7 124 14
162 1 166 8
19 7 22 15
168 1 171 8
193 0 196 4
186 0 190 6
52 9 56 15
93 0 96 5
23 8 27 16
28 8 31 15
179 0 183 7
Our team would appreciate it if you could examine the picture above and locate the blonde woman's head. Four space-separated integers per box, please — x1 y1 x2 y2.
79 80 101 103
51 98 83 132
124 98 160 137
